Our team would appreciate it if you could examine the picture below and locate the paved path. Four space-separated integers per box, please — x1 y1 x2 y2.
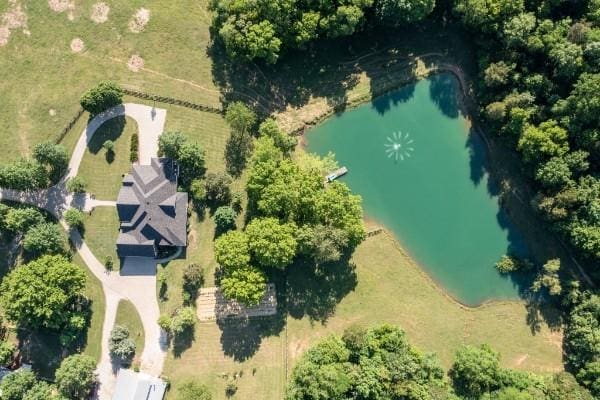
0 103 168 400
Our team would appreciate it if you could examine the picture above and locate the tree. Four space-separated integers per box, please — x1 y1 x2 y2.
246 217 298 269
64 208 84 229
23 382 58 400
454 0 524 32
577 361 600 398
33 141 68 182
449 344 501 398
0 370 37 400
484 61 514 88
176 381 212 400
316 182 366 249
169 306 196 336
55 354 97 400
182 263 204 304
258 118 297 154
503 12 537 49
0 340 15 366
565 294 600 373
536 157 573 190
109 325 136 361
220 265 267 306
189 179 206 204
0 255 86 331
225 102 257 135
495 254 519 273
80 80 123 114
0 159 48 190
214 206 237 232
22 222 67 256
103 140 115 155
532 258 562 296
298 225 349 264
177 141 206 187
517 120 569 164
66 176 87 193
204 172 232 205
373 0 435 26
214 230 251 270
4 207 44 233
159 131 187 159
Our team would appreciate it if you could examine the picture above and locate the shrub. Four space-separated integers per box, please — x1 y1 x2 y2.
204 172 232 205
4 207 44 233
170 307 196 336
495 255 518 274
104 255 114 271
214 206 236 232
102 140 115 153
176 381 212 400
158 314 172 332
109 325 136 361
22 223 67 256
66 176 87 193
0 340 15 366
80 81 123 114
189 179 206 203
55 354 97 399
182 264 204 304
130 133 139 163
64 208 84 229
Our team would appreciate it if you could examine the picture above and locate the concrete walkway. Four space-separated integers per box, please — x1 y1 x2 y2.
0 103 168 400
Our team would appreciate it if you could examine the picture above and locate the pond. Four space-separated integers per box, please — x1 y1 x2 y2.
306 73 529 306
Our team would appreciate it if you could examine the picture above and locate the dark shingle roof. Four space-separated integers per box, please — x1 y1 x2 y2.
116 158 188 258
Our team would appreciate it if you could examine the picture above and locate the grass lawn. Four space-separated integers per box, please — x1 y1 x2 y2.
83 206 120 269
78 115 138 200
75 252 106 363
0 0 220 161
115 299 145 366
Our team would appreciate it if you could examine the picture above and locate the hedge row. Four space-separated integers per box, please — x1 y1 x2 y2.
130 133 139 163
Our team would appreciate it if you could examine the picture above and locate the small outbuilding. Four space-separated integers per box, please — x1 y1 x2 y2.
116 158 188 259
112 368 167 400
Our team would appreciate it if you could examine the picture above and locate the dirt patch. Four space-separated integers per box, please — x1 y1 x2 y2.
0 26 9 47
49 109 57 116
70 38 84 53
0 1 28 47
90 2 109 23
128 8 150 33
48 0 74 13
514 354 529 366
127 54 144 72
289 338 310 361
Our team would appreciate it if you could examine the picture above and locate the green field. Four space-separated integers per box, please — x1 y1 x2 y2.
115 299 145 366
78 115 138 200
1 1 566 399
83 206 120 268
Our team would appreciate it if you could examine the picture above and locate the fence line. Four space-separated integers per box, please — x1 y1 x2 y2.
122 89 223 114
55 107 85 144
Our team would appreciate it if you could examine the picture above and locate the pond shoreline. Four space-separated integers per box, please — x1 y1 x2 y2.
292 59 592 308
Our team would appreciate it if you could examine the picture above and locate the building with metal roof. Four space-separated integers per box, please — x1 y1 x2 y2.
112 368 167 400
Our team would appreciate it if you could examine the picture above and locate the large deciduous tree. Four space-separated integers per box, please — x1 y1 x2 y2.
0 255 86 331
55 354 97 400
246 217 298 269
80 81 123 115
374 0 435 27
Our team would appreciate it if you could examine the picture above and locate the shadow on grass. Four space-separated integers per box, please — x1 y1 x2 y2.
217 314 285 362
286 256 358 324
86 116 126 155
209 21 474 120
172 327 195 358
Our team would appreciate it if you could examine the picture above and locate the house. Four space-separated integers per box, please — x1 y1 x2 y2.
112 368 167 400
116 158 188 258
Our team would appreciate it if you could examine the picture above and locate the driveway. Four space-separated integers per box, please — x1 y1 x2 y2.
0 103 169 400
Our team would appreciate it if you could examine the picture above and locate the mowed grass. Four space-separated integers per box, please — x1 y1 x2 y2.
0 0 220 161
75 252 106 364
78 115 138 200
115 299 145 365
83 206 120 268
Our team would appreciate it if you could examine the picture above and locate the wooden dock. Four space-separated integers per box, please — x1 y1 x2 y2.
325 166 348 183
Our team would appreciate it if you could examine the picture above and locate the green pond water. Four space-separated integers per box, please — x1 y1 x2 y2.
306 73 529 306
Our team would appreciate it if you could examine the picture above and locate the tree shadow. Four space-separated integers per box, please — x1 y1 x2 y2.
172 327 195 358
286 256 358 324
217 314 285 362
429 73 460 119
105 150 115 164
86 116 126 155
209 22 472 122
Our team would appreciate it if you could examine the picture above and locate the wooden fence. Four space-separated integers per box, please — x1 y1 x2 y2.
122 89 223 114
